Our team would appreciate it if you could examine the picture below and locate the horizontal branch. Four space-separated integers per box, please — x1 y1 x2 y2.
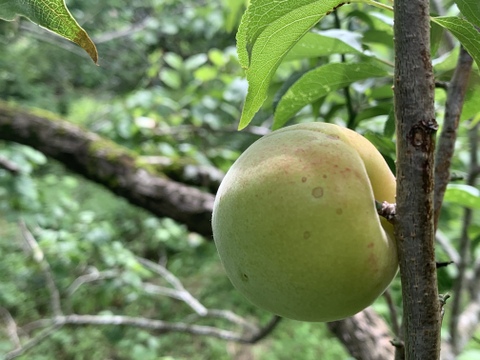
7 313 280 360
0 101 215 237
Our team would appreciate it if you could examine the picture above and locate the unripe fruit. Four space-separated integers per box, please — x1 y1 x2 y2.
212 122 397 322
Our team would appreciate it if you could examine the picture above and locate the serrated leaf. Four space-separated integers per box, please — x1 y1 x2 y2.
432 16 480 70
444 184 480 209
273 62 389 129
0 0 98 64
455 0 480 28
236 0 348 129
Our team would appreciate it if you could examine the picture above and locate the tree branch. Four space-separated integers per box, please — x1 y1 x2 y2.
4 323 63 360
19 220 63 317
0 101 215 237
434 47 474 227
0 307 21 349
448 122 480 356
436 230 460 266
5 234 281 359
0 156 21 174
8 313 280 360
327 307 395 360
136 256 209 316
383 290 401 339
393 0 441 358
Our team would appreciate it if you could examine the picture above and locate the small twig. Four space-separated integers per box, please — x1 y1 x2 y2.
243 315 282 343
375 200 396 223
435 230 460 265
18 221 63 317
0 307 21 349
434 47 474 228
435 81 449 90
393 339 405 360
4 322 63 360
67 261 260 334
16 312 278 359
449 172 465 182
383 290 401 339
67 268 119 296
449 122 479 355
436 261 454 269
439 293 451 321
136 256 208 316
0 156 21 174
92 17 152 44
204 310 259 333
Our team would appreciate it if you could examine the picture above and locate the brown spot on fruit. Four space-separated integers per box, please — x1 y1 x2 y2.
303 231 311 240
301 176 307 183
367 242 374 248
336 208 343 215
312 187 324 198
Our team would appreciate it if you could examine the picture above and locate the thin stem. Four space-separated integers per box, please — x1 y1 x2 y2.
19 221 63 317
361 0 394 12
449 123 479 355
383 290 401 338
434 47 474 228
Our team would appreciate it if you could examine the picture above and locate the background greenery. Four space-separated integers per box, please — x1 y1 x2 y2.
1 0 479 359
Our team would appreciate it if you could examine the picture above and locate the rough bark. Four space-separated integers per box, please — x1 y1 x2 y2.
393 0 441 358
0 101 214 238
327 307 395 360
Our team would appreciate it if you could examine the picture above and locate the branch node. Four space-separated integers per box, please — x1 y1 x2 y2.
439 293 451 320
390 338 405 348
436 261 454 269
376 200 396 223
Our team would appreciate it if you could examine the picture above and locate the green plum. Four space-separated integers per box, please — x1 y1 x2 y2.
212 122 398 322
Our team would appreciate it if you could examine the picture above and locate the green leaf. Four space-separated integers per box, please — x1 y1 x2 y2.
284 30 363 62
462 72 480 121
0 0 98 63
431 16 480 70
236 0 348 129
455 0 480 28
273 62 389 129
444 184 480 209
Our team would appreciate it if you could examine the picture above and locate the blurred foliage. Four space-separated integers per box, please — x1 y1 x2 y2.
0 0 479 359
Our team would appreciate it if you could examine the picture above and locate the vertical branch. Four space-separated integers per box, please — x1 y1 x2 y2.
0 307 21 349
19 221 63 317
449 122 479 355
393 0 441 358
434 47 474 226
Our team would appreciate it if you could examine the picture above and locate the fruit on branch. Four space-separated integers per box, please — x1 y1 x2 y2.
212 122 398 322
